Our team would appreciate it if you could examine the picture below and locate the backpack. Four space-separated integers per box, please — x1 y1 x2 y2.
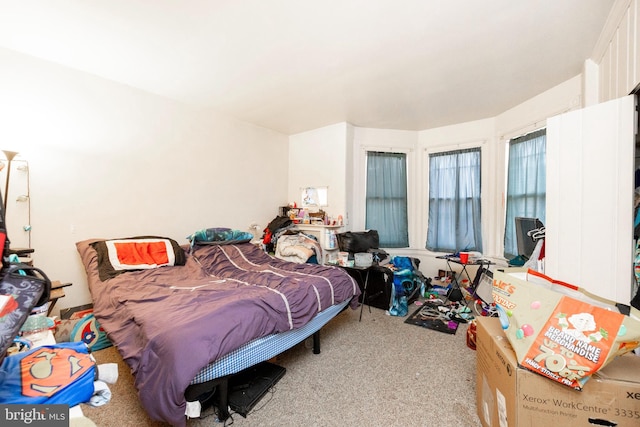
0 185 50 365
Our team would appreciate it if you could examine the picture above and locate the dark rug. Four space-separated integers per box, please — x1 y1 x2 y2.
404 301 459 335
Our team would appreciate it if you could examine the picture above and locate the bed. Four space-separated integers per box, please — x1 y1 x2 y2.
76 236 360 426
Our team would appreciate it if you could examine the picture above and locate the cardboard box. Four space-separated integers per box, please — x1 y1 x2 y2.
476 317 640 427
491 269 640 391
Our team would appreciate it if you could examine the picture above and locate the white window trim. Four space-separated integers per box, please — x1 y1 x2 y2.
421 140 486 254
501 127 547 259
354 138 494 254
353 146 413 244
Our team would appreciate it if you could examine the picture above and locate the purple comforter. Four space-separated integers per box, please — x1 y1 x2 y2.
76 240 359 426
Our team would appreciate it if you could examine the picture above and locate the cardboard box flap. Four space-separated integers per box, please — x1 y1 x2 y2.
492 269 640 390
476 316 640 427
594 353 640 383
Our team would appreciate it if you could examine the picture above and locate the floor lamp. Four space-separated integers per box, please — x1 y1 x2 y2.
2 150 19 211
1 150 33 259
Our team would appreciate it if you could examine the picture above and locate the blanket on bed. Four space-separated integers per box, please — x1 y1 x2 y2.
76 240 359 426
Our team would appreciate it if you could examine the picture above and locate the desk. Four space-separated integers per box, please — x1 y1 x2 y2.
436 255 494 302
337 264 393 321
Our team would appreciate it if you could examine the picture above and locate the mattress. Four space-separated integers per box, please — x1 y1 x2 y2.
76 238 359 426
191 298 348 384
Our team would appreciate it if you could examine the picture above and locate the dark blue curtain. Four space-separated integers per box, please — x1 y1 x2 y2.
504 129 546 259
365 151 409 248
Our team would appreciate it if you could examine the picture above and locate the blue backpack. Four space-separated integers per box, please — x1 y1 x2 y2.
387 256 427 316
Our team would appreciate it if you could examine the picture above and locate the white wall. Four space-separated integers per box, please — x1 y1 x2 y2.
288 122 351 222
0 47 289 314
291 77 585 281
495 76 583 140
593 0 640 102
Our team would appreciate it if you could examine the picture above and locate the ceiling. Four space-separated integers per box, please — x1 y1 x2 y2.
0 0 616 135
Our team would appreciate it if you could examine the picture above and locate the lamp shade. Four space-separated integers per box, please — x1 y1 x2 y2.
2 151 19 162
2 150 19 210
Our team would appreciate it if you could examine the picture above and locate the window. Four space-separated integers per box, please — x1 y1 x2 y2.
503 129 546 259
365 151 409 248
426 147 482 252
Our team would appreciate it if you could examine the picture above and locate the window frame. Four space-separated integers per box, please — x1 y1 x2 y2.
353 145 414 247
364 150 410 248
503 128 547 259
424 146 484 253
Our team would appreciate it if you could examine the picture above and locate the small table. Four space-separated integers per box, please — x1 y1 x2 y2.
48 281 72 315
336 264 393 321
436 255 494 302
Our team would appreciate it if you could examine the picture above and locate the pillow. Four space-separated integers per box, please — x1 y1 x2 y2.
55 313 112 351
91 236 186 281
186 228 253 247
70 314 112 351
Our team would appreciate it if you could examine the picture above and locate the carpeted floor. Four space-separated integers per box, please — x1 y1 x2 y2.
83 303 482 427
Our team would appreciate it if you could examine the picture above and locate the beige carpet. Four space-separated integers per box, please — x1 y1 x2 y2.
83 304 482 427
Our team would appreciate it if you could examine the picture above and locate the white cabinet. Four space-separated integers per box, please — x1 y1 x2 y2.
546 95 636 303
293 224 342 264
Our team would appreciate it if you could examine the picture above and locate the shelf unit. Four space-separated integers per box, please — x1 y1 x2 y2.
292 224 342 264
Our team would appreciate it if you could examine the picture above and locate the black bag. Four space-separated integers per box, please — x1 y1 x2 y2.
265 216 292 233
0 264 51 363
446 287 463 302
0 182 50 364
336 230 379 253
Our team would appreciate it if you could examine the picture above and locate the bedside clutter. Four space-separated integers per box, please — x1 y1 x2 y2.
332 229 388 267
475 317 640 427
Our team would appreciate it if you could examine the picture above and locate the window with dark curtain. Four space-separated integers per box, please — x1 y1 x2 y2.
503 129 546 259
426 147 482 252
365 151 409 248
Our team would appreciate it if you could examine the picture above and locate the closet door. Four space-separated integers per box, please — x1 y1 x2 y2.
546 95 636 303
